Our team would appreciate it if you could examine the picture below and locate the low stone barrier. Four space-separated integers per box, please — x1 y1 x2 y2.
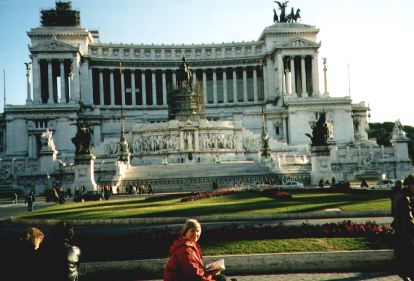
80 250 396 279
11 210 391 225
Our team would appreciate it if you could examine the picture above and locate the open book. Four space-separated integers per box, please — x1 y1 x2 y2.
205 259 225 272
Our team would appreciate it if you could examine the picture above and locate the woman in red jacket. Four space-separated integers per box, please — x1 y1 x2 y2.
163 219 228 281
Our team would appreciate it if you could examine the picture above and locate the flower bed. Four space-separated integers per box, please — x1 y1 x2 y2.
261 188 292 199
180 189 240 202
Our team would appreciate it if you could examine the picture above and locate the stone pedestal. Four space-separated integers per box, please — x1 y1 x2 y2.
39 150 57 175
311 145 334 185
71 154 97 192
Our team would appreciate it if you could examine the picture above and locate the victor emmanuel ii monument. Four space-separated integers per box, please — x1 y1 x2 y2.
0 1 412 194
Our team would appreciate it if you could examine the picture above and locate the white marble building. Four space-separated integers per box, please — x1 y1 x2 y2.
0 2 411 193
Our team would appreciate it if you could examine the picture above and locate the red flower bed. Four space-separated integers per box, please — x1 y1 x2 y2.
261 188 292 199
180 189 240 202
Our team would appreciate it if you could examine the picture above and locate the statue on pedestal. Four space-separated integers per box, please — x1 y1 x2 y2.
72 122 92 156
305 112 329 147
177 57 193 89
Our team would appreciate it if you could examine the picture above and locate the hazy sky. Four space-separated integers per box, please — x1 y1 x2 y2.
1 0 413 126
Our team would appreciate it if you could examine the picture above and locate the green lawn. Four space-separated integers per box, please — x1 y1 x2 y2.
17 191 391 220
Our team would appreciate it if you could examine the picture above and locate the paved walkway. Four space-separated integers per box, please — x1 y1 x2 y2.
144 272 402 281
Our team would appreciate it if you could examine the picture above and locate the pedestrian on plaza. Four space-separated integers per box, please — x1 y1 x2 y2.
13 192 18 204
319 178 324 188
360 178 369 188
41 221 81 281
25 191 36 212
12 227 45 281
148 184 154 195
163 219 229 281
331 177 336 188
391 174 414 280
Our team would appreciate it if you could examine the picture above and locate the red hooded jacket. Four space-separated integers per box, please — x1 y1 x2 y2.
163 236 215 281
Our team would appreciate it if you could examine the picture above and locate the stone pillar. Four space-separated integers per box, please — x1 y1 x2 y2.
88 67 93 105
151 70 157 105
172 70 177 89
32 56 41 104
121 69 125 106
195 131 199 151
26 62 32 103
59 61 66 103
290 56 296 97
193 69 197 86
141 71 147 105
131 70 136 106
301 56 308 97
277 53 284 95
253 67 258 102
213 69 218 104
243 67 248 102
99 69 104 105
232 68 238 103
179 131 184 150
266 58 275 100
162 69 167 106
284 68 289 95
282 117 287 140
47 60 54 104
312 54 320 96
202 69 207 104
110 69 115 105
223 69 228 104
70 56 80 102
262 64 268 101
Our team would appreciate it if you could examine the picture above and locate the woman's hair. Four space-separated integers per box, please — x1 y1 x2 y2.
181 219 201 236
404 174 414 186
21 227 44 246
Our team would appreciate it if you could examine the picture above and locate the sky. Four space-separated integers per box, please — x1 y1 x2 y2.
0 0 413 126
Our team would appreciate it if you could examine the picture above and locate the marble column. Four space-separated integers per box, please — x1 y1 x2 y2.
59 60 66 103
223 69 228 104
243 67 248 102
121 69 125 106
172 70 177 89
290 56 296 97
88 67 93 105
282 117 287 140
141 71 147 105
266 58 275 100
151 70 157 105
99 69 104 105
312 54 320 96
32 56 41 104
110 69 115 105
262 64 268 101
162 69 167 106
253 67 258 102
202 69 207 104
213 69 218 104
301 56 308 97
232 68 238 103
277 53 284 95
25 62 32 103
284 68 289 95
131 70 136 106
70 56 80 102
193 69 197 86
47 60 54 104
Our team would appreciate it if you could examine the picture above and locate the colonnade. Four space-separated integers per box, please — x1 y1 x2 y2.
31 56 80 104
91 66 264 106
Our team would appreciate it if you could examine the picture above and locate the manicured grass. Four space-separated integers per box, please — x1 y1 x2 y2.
16 190 391 220
202 237 374 256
